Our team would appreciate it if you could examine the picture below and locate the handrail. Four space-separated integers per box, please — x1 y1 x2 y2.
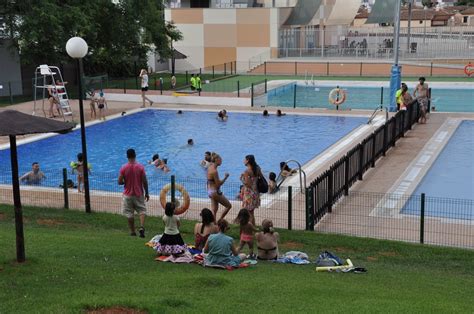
367 105 388 124
277 159 307 193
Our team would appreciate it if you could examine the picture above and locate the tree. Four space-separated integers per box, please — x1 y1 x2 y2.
3 0 181 77
456 0 474 5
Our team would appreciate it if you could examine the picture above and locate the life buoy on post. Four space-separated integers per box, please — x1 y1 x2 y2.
159 183 190 215
328 88 346 106
464 63 474 77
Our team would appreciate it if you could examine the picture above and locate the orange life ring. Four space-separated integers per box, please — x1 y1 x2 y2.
159 183 190 215
329 88 346 106
464 63 474 77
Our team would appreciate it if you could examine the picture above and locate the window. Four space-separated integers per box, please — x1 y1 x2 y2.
419 20 423 24
463 16 468 24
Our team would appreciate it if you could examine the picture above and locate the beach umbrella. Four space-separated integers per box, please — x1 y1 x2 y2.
0 110 75 262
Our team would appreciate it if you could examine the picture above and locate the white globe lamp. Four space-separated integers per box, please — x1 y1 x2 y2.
66 37 88 59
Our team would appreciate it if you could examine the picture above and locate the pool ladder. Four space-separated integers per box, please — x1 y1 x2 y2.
367 105 388 124
277 159 307 193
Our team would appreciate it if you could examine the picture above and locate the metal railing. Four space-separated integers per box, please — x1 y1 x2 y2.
306 101 420 229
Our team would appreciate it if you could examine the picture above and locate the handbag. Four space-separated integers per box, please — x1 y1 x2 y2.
256 167 268 194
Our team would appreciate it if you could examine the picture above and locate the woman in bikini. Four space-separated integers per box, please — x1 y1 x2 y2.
256 219 279 260
194 208 218 251
207 152 231 222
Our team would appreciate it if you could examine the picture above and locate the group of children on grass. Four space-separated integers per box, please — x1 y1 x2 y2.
155 202 279 261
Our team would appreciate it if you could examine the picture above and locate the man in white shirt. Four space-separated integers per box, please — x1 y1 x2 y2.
139 69 154 108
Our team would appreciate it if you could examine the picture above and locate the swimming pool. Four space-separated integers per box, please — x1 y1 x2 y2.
0 110 366 196
258 83 474 112
402 120 474 220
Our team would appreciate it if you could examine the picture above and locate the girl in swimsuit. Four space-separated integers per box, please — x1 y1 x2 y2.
234 208 258 258
207 152 231 222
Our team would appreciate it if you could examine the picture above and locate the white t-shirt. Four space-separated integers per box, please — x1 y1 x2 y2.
141 74 149 88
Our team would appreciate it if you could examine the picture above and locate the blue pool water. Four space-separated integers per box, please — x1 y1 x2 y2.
403 120 474 219
0 110 366 195
258 83 474 112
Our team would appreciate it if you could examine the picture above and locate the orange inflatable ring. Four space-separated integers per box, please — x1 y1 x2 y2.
159 183 190 215
328 88 346 106
464 63 474 77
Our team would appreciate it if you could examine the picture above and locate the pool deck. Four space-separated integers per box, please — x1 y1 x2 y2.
1 98 473 248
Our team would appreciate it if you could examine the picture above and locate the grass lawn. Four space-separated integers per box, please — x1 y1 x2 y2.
0 205 473 313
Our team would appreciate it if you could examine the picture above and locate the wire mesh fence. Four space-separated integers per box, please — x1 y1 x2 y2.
0 170 306 231
314 191 474 249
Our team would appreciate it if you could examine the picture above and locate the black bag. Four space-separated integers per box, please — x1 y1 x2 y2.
256 167 268 194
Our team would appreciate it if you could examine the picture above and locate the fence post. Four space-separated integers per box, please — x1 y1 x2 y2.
383 123 388 156
287 186 292 230
237 81 240 98
430 62 433 77
392 117 397 146
293 84 297 108
224 63 227 76
264 61 267 76
358 143 364 180
380 86 384 105
251 83 254 107
407 104 412 130
171 175 176 205
305 187 314 231
230 61 233 75
234 61 237 74
344 155 349 195
62 168 69 209
8 82 13 105
294 62 297 75
326 62 329 76
185 71 188 85
360 62 363 76
160 78 163 95
264 79 267 94
371 134 376 168
212 65 215 79
420 193 425 244
427 88 432 113
401 111 405 138
123 79 126 94
328 169 333 213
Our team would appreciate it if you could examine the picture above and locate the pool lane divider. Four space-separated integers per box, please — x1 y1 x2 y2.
370 117 462 219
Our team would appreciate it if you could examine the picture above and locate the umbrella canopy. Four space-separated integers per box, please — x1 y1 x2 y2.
172 49 187 60
1 109 75 263
0 110 75 136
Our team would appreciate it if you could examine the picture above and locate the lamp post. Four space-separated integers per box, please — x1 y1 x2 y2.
66 37 91 213
389 0 402 112
423 6 427 44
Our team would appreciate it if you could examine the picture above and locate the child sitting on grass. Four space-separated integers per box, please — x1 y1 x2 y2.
155 202 187 256
234 208 258 259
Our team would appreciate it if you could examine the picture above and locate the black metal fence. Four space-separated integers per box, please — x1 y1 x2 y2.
306 101 420 229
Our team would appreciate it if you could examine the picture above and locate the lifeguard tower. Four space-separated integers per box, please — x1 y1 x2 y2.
33 64 73 120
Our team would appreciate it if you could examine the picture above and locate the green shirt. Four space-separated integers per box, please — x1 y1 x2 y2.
190 77 196 88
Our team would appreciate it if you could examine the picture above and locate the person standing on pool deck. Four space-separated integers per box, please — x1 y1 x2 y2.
118 148 149 238
196 74 202 92
240 155 261 226
139 69 153 108
207 152 231 222
190 74 196 91
413 77 429 124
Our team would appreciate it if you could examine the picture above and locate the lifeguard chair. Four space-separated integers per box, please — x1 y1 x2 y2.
33 64 73 120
